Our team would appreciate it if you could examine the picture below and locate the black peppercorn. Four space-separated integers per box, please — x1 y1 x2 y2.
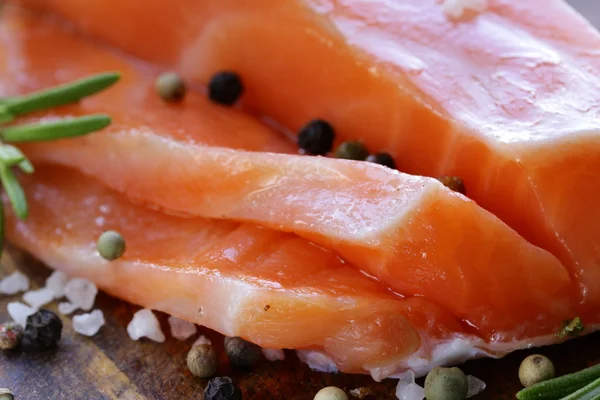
208 72 244 105
366 152 396 169
21 309 62 351
224 336 261 368
204 376 242 400
297 119 335 155
437 176 466 195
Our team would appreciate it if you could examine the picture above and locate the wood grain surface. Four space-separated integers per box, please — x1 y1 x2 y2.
1 1 600 399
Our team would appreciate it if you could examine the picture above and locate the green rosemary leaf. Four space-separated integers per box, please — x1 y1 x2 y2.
0 114 111 142
0 104 14 125
17 158 34 174
0 144 25 166
2 72 120 117
0 164 27 220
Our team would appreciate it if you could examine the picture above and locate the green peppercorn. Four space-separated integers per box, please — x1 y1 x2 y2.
365 153 396 169
437 176 466 195
224 336 261 369
519 354 555 388
0 322 23 350
155 72 186 102
424 367 468 400
97 230 126 261
187 344 219 378
314 386 348 400
0 389 14 400
334 141 369 161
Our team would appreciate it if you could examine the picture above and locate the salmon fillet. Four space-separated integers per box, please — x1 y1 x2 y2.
19 0 600 316
0 7 577 341
5 165 483 380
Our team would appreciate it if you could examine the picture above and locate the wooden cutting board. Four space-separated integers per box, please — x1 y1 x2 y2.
1 0 599 398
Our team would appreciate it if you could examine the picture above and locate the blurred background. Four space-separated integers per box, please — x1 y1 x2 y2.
568 0 599 27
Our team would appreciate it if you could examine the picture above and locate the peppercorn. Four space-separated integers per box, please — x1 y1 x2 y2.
187 344 218 378
365 153 396 169
424 367 468 400
21 309 62 351
519 354 555 388
297 119 335 155
97 230 126 261
155 72 186 102
208 72 244 106
314 386 348 400
0 388 13 400
204 376 242 400
437 176 466 195
0 322 23 350
334 141 369 161
224 336 261 368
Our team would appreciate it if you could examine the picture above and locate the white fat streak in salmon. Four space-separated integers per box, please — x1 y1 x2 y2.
441 0 488 20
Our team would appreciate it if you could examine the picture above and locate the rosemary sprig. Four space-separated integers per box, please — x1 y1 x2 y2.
0 72 120 256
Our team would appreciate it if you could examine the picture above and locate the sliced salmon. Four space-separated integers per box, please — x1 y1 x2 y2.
0 7 577 341
19 0 600 315
5 164 484 379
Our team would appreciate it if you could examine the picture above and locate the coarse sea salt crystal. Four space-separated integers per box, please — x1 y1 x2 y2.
64 277 98 311
297 350 338 373
467 375 486 397
127 309 165 343
167 316 197 340
395 370 425 400
58 301 78 315
7 301 36 327
192 335 212 347
441 0 487 19
45 270 69 299
0 271 30 295
73 310 105 336
262 348 285 361
23 287 55 308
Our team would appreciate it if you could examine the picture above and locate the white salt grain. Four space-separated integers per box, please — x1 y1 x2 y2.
64 278 98 311
167 316 197 340
192 335 212 347
23 288 54 308
297 350 338 373
127 309 165 343
45 270 69 299
0 271 30 295
395 370 425 400
7 301 36 327
262 348 285 361
467 375 486 398
73 310 105 336
58 302 78 315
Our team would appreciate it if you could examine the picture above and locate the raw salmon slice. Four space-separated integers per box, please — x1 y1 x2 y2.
5 165 482 380
20 0 600 315
0 7 577 341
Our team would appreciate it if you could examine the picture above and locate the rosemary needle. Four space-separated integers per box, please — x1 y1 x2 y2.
0 164 27 220
0 144 25 166
0 114 111 142
2 72 120 117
